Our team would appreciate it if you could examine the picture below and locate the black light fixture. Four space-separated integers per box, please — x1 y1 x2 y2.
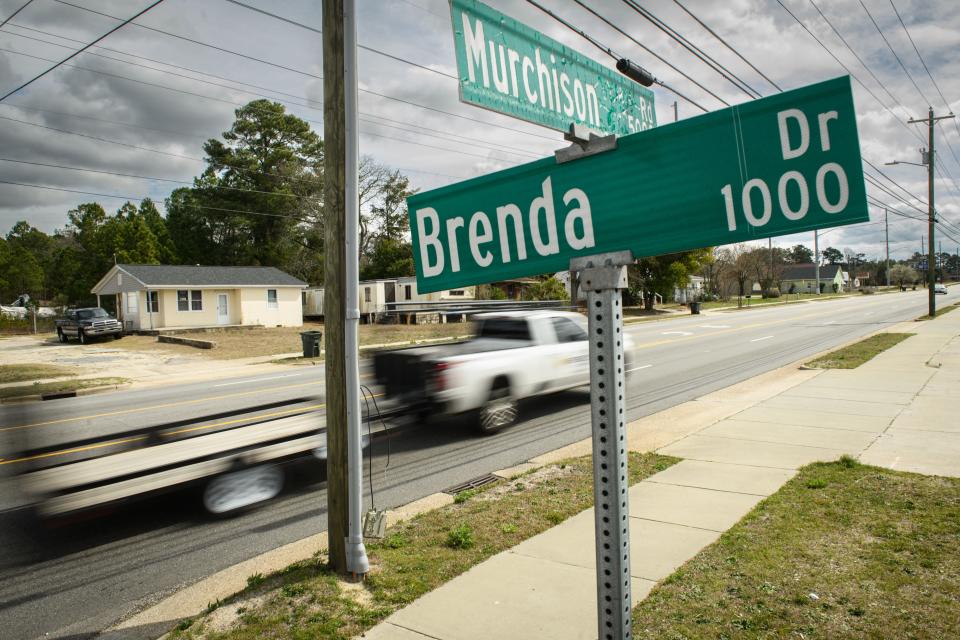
616 58 654 87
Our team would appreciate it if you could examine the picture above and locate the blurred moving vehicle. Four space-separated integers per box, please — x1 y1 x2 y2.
373 310 635 434
934 283 948 294
15 409 361 518
56 307 123 343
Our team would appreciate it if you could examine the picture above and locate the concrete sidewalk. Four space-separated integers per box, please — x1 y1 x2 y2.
363 310 960 639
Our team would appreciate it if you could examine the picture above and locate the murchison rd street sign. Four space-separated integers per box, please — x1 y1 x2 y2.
409 76 869 293
449 0 656 136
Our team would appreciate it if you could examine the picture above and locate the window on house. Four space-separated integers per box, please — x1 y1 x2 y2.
146 291 159 313
364 287 371 303
448 289 465 296
126 292 138 313
267 289 278 308
404 285 412 299
178 290 202 311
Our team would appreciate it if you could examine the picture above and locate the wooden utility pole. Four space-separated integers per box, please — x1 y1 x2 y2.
323 0 348 572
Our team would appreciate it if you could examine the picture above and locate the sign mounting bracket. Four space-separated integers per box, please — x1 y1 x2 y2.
555 123 617 164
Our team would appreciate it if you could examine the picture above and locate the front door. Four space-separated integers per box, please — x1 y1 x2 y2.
217 293 229 325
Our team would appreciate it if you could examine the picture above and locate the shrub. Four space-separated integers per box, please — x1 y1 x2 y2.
446 523 475 549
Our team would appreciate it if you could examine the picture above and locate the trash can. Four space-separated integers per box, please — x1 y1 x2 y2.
689 301 701 315
300 330 322 358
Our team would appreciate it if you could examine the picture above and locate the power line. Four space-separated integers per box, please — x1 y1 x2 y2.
888 0 960 151
0 34 544 160
671 0 782 91
1 0 167 102
223 0 459 81
0 0 34 28
524 0 709 112
20 4 560 143
857 0 931 107
621 0 761 99
806 0 914 115
50 0 320 80
0 157 322 200
0 178 310 221
569 0 728 107
774 0 925 146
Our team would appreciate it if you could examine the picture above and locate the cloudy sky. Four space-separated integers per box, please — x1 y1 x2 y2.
1 0 958 261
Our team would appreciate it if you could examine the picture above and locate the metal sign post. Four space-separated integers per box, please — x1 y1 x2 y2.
571 250 633 640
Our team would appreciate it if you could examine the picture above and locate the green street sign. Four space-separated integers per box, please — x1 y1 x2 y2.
449 0 656 136
409 76 869 293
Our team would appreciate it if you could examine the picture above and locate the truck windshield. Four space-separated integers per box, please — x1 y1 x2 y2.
77 309 109 319
477 318 531 340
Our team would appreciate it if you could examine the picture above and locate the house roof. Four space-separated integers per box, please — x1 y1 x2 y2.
781 263 842 280
116 264 307 288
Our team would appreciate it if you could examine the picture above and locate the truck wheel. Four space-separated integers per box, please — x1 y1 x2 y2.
478 385 517 435
202 465 284 515
113 332 123 340
78 329 87 344
57 328 67 343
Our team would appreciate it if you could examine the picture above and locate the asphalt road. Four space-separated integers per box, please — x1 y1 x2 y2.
0 288 955 639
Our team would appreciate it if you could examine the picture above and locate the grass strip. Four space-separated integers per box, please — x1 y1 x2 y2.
915 302 960 320
804 332 914 369
0 363 77 384
0 377 129 399
632 458 960 639
170 452 678 639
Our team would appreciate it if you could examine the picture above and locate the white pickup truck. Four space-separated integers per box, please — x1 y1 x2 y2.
373 310 635 434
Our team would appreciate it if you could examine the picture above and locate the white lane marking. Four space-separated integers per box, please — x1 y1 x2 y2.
698 324 730 329
213 373 306 387
750 335 774 342
661 331 693 336
864 312 873 316
627 364 652 372
822 320 836 325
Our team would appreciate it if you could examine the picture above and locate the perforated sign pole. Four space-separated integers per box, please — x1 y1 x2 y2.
571 250 633 640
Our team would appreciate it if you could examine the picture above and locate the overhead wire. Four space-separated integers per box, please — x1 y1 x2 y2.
523 0 708 112
0 179 311 221
856 0 931 107
0 0 35 29
0 0 167 102
568 0 728 107
774 0 925 146
620 0 761 99
47 0 557 143
805 0 913 115
671 0 781 92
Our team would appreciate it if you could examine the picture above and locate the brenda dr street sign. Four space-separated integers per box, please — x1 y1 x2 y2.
409 76 869 293
449 0 656 136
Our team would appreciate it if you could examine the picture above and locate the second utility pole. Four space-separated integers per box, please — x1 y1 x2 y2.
909 107 955 317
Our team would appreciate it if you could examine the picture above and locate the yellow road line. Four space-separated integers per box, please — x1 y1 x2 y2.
0 436 147 466
0 380 323 433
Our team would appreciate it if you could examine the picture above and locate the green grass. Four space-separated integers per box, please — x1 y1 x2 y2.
631 459 960 639
0 363 76 383
0 377 129 399
915 302 960 320
804 333 914 369
168 452 679 640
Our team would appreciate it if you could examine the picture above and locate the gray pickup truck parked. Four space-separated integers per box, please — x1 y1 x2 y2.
56 307 123 343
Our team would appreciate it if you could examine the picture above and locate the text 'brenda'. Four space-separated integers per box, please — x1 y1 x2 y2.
415 177 595 278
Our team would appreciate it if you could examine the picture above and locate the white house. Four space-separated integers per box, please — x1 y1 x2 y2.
394 276 475 303
92 264 307 331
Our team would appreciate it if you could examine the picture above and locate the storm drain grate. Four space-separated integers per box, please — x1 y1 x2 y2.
443 473 500 495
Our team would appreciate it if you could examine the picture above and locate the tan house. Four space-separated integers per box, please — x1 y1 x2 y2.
394 276 475 303
92 264 307 331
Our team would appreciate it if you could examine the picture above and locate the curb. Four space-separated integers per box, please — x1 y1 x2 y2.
0 381 133 404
